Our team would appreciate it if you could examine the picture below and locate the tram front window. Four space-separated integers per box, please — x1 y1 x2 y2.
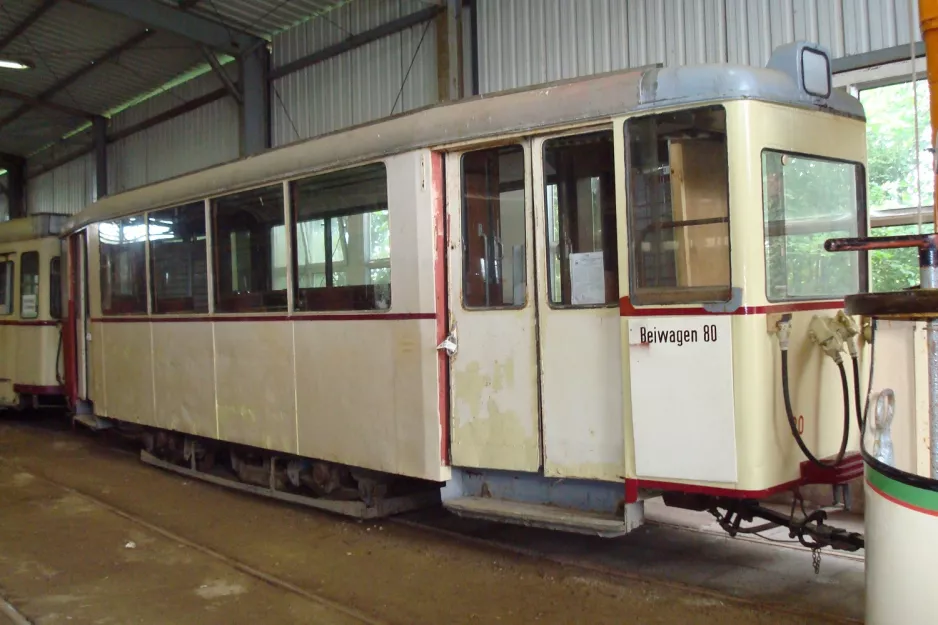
762 151 866 301
626 105 731 305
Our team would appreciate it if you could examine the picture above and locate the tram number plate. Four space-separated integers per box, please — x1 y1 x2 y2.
630 319 724 348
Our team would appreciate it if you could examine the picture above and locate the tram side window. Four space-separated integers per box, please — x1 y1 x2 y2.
212 184 287 313
290 163 391 311
20 251 39 319
49 256 62 320
762 151 865 301
99 216 148 315
149 202 209 314
626 106 732 305
461 144 526 309
0 260 12 315
544 130 617 307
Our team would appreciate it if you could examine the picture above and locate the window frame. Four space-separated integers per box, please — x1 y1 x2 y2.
834 55 933 230
458 142 529 312
760 148 869 303
49 255 62 320
98 215 150 317
210 182 288 315
147 202 210 316
623 105 734 307
19 250 40 319
288 161 393 313
0 257 14 316
541 127 619 311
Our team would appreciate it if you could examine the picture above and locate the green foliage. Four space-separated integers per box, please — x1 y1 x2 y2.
860 80 934 292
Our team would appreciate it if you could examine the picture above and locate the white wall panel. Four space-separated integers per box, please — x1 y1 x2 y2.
477 0 925 93
26 153 96 216
271 0 438 147
107 69 240 195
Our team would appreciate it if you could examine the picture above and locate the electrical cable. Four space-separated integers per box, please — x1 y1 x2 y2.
780 346 850 469
851 353 864 433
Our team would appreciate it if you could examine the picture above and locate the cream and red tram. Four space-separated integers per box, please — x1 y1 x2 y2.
56 42 869 544
0 214 67 410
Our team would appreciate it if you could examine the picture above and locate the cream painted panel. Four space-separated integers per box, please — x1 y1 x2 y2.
539 310 624 480
89 322 106 410
13 326 58 386
0 325 14 404
214 321 296 454
384 151 433 314
101 323 153 423
152 323 216 438
295 319 444 481
867 321 916 472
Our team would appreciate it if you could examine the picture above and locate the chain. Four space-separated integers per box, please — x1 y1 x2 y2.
812 547 821 575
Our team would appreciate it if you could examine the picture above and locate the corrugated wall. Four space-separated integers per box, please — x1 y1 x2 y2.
27 153 96 216
476 0 925 93
107 68 240 195
271 0 438 147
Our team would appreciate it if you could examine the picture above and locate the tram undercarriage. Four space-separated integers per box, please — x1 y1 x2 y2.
78 416 441 520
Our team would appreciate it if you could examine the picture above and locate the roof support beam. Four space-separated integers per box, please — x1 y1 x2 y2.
78 0 263 56
0 88 95 120
201 47 241 104
0 0 58 51
0 155 26 219
240 46 270 156
0 30 154 133
436 0 463 102
93 116 107 200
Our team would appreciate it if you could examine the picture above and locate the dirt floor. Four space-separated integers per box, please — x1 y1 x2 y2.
0 414 859 625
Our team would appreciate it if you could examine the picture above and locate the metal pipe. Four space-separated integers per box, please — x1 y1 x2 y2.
920 0 938 229
920 0 938 477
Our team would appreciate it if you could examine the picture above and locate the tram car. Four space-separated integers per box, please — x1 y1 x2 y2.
0 214 67 410
48 41 871 546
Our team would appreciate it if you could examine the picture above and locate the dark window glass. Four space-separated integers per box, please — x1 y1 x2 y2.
212 184 286 313
544 131 617 307
626 106 732 305
762 151 866 301
49 256 62 320
149 203 209 314
20 251 39 319
291 163 391 311
461 145 527 308
0 260 13 315
99 216 148 315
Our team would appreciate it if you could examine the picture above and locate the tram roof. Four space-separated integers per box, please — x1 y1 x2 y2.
62 41 862 234
0 214 68 245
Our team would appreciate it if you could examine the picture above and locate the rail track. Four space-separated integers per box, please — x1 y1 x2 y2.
0 412 861 625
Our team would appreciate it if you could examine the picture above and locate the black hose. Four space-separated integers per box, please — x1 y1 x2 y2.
851 355 863 433
780 348 850 468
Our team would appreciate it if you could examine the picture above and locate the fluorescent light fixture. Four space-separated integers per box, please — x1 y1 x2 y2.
0 59 33 70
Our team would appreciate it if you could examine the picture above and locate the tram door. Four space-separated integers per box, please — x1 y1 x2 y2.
444 128 624 480
444 142 540 471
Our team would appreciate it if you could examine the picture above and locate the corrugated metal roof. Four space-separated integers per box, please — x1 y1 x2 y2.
0 0 350 158
156 0 352 39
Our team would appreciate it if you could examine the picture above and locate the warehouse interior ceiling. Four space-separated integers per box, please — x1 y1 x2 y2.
0 0 351 159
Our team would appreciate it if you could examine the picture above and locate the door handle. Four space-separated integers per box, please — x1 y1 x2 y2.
436 327 457 356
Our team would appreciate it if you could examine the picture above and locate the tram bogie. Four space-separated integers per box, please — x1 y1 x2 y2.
1 42 880 547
